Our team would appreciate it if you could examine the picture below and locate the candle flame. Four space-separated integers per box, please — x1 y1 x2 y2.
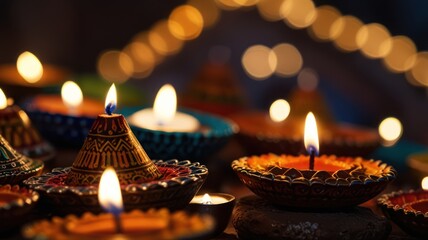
98 167 123 214
378 117 402 146
269 99 290 122
0 89 7 110
105 84 117 115
153 84 177 125
16 51 43 83
201 193 213 204
304 112 319 155
422 177 428 190
61 81 83 109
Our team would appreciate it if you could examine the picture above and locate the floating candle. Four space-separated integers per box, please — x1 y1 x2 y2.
128 84 200 132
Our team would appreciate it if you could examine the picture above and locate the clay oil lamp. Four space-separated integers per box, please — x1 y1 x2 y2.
0 184 39 231
378 176 428 238
24 84 208 214
23 167 214 239
231 112 396 209
126 83 237 161
24 81 104 147
230 98 380 157
187 193 236 237
0 51 69 102
0 88 55 162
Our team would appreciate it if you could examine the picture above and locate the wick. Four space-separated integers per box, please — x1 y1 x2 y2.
105 102 116 115
309 148 315 171
113 213 123 234
202 200 213 205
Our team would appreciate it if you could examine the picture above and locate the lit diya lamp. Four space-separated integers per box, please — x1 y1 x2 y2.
0 88 55 162
23 167 214 239
0 185 39 231
231 112 396 209
188 193 236 237
0 52 68 100
229 99 380 157
378 177 428 238
23 80 104 146
24 84 208 214
126 84 237 160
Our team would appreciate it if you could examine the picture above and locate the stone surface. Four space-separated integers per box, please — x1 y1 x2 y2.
232 195 391 240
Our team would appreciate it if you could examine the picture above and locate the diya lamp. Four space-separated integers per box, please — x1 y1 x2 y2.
23 80 104 147
187 193 236 237
0 184 39 231
231 112 396 209
23 167 214 239
378 176 428 238
24 84 208 214
0 88 54 162
126 83 237 160
0 51 68 102
230 96 380 157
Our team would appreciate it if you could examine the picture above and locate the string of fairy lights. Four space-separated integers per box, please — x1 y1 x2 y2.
95 0 426 145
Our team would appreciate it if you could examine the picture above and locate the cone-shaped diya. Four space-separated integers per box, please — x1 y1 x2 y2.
0 133 44 185
24 84 208 214
232 112 395 209
0 88 55 162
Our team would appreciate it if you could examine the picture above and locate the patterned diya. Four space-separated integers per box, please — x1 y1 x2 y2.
0 98 55 162
378 190 428 237
0 133 44 185
231 153 396 209
229 111 380 157
24 85 207 213
0 184 39 231
23 208 214 240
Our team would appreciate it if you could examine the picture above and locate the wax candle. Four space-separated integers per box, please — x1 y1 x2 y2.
128 84 200 132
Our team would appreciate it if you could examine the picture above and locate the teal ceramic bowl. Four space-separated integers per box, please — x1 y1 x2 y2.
123 107 237 161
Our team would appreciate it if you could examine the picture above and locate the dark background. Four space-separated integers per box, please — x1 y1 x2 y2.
0 0 428 144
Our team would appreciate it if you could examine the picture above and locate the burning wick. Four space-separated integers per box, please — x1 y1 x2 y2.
201 193 213 205
304 112 319 171
104 84 117 116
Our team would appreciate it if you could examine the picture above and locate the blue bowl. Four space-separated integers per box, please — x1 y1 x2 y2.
123 107 237 161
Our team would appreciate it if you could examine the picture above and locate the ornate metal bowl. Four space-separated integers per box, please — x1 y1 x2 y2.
124 107 237 161
24 160 208 214
232 154 396 210
378 190 428 238
0 185 39 230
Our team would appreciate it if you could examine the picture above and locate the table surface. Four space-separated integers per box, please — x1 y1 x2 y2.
3 139 421 240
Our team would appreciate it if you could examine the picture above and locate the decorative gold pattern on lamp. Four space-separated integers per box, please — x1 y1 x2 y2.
66 114 161 186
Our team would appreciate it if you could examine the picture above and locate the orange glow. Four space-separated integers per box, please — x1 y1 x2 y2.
215 0 241 10
61 81 83 109
149 20 183 56
309 6 341 41
378 117 402 146
382 36 417 73
97 50 133 83
132 32 164 64
281 0 317 29
271 43 303 77
269 99 290 122
330 16 364 52
356 23 392 58
297 68 318 91
16 51 43 83
241 45 277 80
188 0 221 28
168 5 204 40
123 42 155 79
257 0 286 21
422 177 428 190
0 89 7 110
408 52 428 86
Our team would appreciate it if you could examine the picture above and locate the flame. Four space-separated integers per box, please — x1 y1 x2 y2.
378 117 402 146
61 81 83 109
422 177 428 190
98 167 123 214
153 84 177 125
104 84 117 114
304 112 319 154
201 193 212 204
0 89 7 110
16 51 43 83
269 99 290 122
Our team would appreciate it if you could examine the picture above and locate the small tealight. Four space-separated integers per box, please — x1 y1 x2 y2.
187 193 235 237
